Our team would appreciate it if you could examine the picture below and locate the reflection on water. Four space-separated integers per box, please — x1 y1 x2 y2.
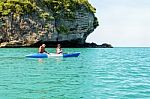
37 57 64 64
0 48 150 98
38 58 43 63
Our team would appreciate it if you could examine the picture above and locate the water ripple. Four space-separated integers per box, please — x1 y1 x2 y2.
0 48 150 98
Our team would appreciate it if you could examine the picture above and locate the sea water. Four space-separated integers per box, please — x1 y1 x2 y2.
0 48 150 99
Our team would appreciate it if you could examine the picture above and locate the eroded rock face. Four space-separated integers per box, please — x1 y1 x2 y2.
0 2 98 47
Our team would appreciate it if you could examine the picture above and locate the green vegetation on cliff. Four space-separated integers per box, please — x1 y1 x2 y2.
0 0 96 18
0 0 36 17
43 0 96 18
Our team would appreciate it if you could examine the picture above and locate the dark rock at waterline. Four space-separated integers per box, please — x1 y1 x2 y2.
98 43 113 48
28 41 112 48
84 42 113 48
0 40 113 48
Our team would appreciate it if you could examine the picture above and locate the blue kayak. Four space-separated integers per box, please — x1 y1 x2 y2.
26 52 80 58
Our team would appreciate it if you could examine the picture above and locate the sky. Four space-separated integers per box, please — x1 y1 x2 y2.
86 0 150 47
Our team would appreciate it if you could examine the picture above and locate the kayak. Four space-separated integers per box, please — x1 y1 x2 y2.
26 52 80 58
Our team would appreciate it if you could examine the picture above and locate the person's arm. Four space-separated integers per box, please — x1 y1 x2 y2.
60 48 63 53
44 50 49 54
38 46 42 53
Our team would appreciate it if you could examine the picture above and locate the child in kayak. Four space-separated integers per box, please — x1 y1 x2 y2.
56 44 63 54
39 44 49 54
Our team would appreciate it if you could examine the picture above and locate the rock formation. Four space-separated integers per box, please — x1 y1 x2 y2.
0 0 107 48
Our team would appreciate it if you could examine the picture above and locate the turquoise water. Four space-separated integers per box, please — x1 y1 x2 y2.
0 48 150 99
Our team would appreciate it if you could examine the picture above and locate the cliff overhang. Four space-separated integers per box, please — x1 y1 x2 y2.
0 0 100 48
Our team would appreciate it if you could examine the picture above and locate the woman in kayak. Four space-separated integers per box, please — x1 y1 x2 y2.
39 44 49 54
56 44 63 54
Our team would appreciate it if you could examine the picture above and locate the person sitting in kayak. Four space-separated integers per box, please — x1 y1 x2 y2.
56 44 63 54
39 44 49 54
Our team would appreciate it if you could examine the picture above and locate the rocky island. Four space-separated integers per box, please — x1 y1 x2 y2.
0 0 112 48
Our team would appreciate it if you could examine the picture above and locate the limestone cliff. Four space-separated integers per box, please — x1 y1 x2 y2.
0 0 98 47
